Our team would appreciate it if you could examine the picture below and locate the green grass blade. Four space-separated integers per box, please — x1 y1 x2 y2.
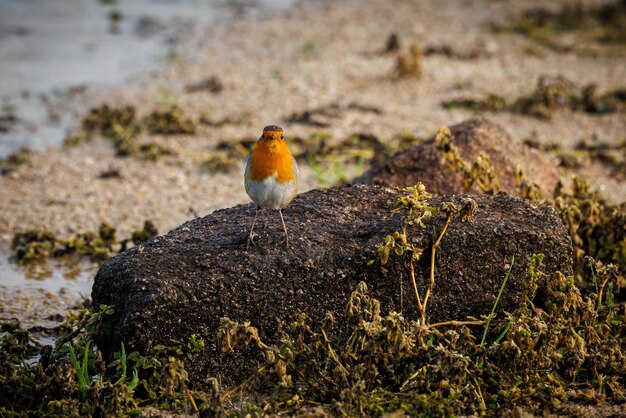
128 368 139 392
480 256 514 348
68 343 89 398
115 342 128 386
82 341 90 380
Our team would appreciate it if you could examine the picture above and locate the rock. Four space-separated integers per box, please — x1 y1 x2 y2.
92 184 572 387
355 118 560 198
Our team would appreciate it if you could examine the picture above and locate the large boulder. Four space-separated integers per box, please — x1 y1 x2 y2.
355 118 561 197
92 184 572 387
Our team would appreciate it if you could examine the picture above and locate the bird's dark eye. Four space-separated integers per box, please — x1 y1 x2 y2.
281 135 284 139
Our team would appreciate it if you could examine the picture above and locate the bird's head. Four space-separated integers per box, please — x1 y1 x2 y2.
260 125 284 142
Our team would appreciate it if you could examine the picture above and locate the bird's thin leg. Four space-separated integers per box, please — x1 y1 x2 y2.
278 208 289 246
246 206 260 250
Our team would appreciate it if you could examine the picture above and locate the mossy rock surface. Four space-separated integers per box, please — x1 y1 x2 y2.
92 184 572 387
356 118 560 197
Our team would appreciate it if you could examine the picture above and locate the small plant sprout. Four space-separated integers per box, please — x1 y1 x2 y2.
113 342 139 391
379 183 478 325
187 334 205 354
425 198 478 327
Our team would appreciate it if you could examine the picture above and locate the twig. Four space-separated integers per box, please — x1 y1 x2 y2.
428 319 487 329
422 216 452 324
184 384 199 414
400 366 426 391
472 376 487 411
220 364 268 402
321 328 350 377
589 259 611 311
409 261 424 322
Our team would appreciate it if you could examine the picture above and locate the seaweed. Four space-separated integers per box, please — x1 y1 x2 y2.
202 131 420 180
554 177 626 292
143 106 196 135
10 221 158 265
64 104 192 158
107 10 123 34
82 105 136 136
0 147 32 176
2 221 625 416
56 223 117 262
574 137 626 177
216 263 625 417
423 43 494 60
0 306 202 416
382 33 400 53
0 111 17 133
443 75 626 119
201 152 241 174
129 220 158 246
138 143 174 161
490 0 626 50
435 126 500 194
299 38 321 59
98 165 122 179
284 103 341 127
76 104 140 156
385 32 493 60
524 134 626 174
301 132 420 185
184 76 224 94
394 43 422 79
11 229 57 265
442 94 507 112
514 164 543 203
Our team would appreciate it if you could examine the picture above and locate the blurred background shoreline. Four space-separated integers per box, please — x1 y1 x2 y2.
0 0 296 157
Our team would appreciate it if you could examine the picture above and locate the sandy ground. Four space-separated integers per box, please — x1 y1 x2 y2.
1 0 625 322
0 285 86 330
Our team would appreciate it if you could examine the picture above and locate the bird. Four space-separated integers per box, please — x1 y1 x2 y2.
244 125 298 249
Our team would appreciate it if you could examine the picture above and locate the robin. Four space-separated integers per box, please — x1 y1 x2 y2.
244 125 298 249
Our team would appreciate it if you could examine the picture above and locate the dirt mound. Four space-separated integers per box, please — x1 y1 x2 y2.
356 118 561 198
92 184 572 387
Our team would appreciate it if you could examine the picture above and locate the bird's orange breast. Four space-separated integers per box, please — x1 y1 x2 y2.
248 139 295 184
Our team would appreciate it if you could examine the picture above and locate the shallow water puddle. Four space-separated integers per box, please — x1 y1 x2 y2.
0 254 97 298
0 254 98 351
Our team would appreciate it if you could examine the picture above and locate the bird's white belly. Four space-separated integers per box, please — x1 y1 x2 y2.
245 176 297 209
